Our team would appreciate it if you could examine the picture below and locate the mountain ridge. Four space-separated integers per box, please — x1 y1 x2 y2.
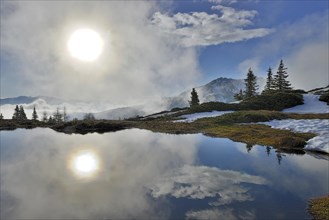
0 77 265 119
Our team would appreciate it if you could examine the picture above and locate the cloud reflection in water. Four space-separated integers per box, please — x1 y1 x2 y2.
0 128 200 219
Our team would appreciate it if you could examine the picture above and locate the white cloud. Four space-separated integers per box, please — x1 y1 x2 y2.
149 165 267 205
286 42 328 90
186 208 238 220
151 7 271 47
209 0 238 5
1 129 200 219
238 58 261 76
244 11 328 90
186 208 256 220
0 1 201 105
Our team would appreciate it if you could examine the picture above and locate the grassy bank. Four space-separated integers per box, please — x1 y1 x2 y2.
1 110 328 152
168 92 304 118
309 196 329 220
137 110 321 150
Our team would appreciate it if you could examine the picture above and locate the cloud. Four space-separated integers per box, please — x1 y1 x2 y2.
1 128 200 219
186 208 256 220
186 208 238 220
209 0 238 5
240 11 328 90
0 1 201 105
286 42 328 90
151 7 271 47
149 165 267 205
238 58 261 76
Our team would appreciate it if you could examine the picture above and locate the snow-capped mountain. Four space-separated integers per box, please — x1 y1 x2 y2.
162 77 265 109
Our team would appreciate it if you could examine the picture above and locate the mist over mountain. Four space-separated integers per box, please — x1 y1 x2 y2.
162 77 265 109
0 96 64 105
0 77 265 120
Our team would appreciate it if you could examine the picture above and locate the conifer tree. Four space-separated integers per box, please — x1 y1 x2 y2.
246 144 253 153
12 105 19 120
83 113 95 120
48 116 54 124
244 68 258 98
189 88 200 107
32 106 38 121
234 89 244 101
19 105 27 120
0 113 3 120
63 106 69 122
42 111 48 122
273 60 292 91
266 146 271 156
53 107 63 123
263 67 274 93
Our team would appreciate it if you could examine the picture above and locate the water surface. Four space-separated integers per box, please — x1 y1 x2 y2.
1 128 328 219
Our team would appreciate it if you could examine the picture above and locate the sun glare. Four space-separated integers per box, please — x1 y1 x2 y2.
67 29 104 62
70 151 100 178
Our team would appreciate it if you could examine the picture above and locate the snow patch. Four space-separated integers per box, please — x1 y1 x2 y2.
176 111 234 122
259 119 329 153
283 94 329 114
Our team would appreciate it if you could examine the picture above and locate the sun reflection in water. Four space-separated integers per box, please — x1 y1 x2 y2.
69 150 101 179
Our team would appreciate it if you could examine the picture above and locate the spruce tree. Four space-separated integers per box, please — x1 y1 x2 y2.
273 60 292 91
234 89 244 101
189 88 200 107
32 106 38 121
244 68 258 98
63 106 68 122
42 111 48 122
263 67 274 93
83 113 95 120
0 113 3 120
53 107 63 123
48 116 54 124
12 105 19 120
19 105 27 120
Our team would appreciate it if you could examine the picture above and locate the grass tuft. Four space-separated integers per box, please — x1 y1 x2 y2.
309 195 329 220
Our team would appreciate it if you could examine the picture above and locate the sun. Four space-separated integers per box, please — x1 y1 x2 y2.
70 151 100 178
74 153 98 173
67 29 104 62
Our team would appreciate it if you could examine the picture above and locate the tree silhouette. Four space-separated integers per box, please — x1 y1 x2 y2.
32 106 38 121
83 113 95 120
246 144 253 153
244 68 258 98
12 105 19 120
0 113 3 120
53 107 63 123
63 106 69 122
263 67 274 93
48 116 55 124
276 152 285 165
189 88 200 107
273 60 292 91
266 146 271 156
42 111 48 122
234 89 244 101
18 105 27 120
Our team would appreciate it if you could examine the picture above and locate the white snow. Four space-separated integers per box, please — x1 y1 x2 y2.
259 119 329 153
176 111 234 122
283 94 329 114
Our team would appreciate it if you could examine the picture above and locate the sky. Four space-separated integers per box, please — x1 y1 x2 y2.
1 0 328 105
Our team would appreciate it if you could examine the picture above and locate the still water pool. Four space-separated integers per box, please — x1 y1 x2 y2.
1 128 328 219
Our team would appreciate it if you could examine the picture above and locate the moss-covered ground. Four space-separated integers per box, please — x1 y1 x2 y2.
309 196 329 220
